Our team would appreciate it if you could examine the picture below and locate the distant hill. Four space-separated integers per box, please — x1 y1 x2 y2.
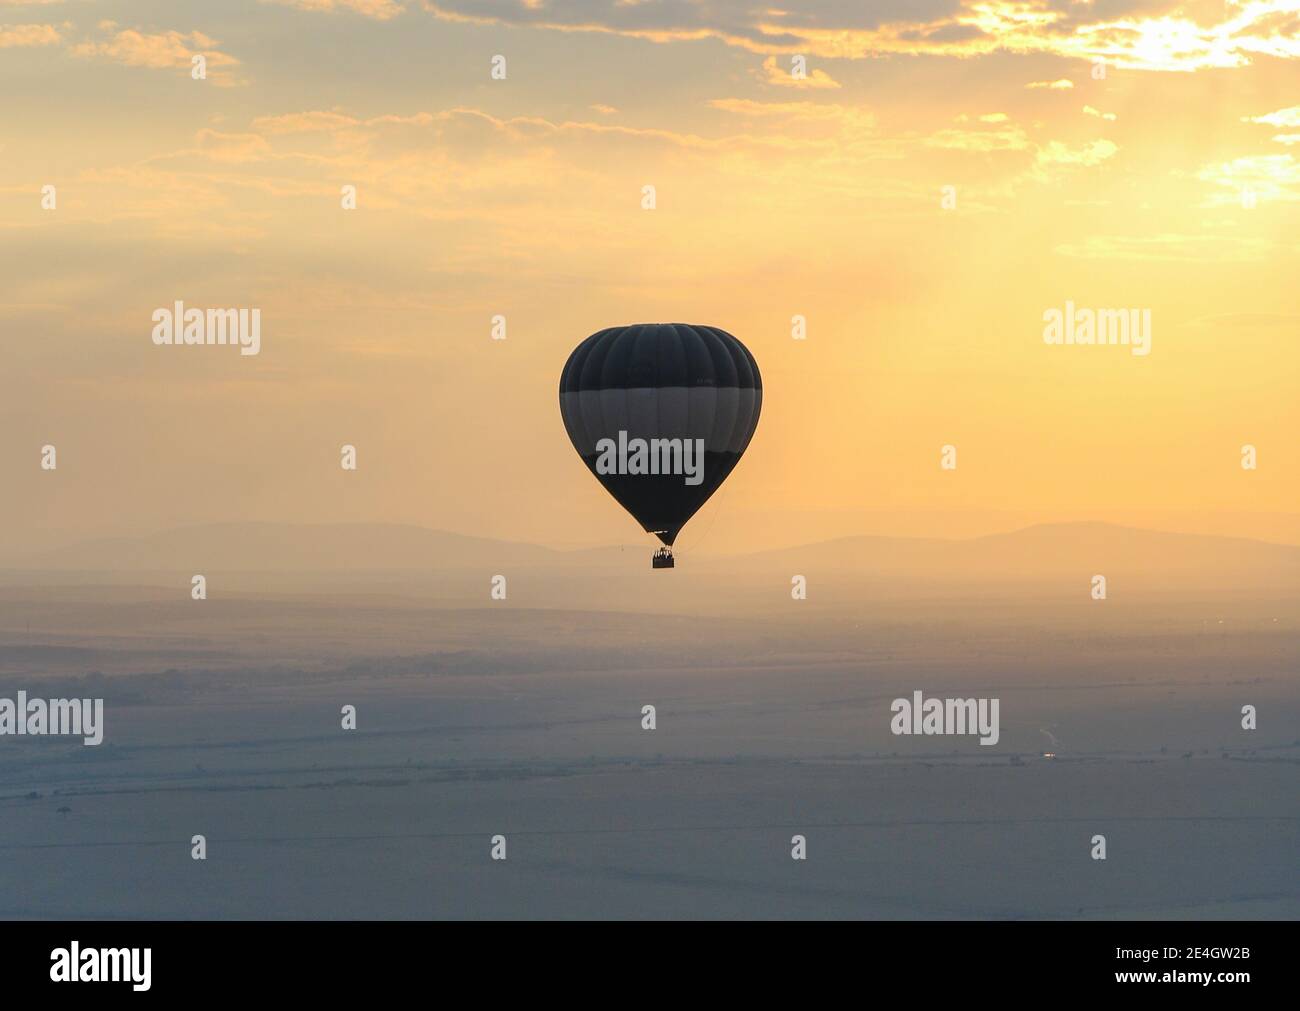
3 521 1296 596
730 522 1300 587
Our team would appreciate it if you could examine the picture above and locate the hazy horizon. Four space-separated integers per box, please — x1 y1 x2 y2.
6 512 1300 563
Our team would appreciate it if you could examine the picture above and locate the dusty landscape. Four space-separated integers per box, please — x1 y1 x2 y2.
1 523 1295 919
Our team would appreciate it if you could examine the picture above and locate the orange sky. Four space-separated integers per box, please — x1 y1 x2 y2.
1 0 1297 554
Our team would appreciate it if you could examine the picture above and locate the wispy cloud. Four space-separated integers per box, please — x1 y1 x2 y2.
0 22 60 47
1037 138 1117 166
1197 153 1300 204
421 0 1300 72
263 0 408 18
70 24 242 84
1243 105 1300 127
252 110 363 134
759 54 840 89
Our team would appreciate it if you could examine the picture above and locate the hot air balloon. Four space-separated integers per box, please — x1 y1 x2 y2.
559 324 762 568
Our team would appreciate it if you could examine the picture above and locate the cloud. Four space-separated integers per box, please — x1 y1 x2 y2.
929 112 1119 178
1037 138 1118 166
0 22 60 47
252 110 363 134
193 129 273 163
1196 153 1300 204
262 0 408 18
708 97 864 121
1243 105 1300 128
760 54 840 89
927 124 1032 152
420 0 1300 72
40 98 910 251
1027 79 1074 89
1242 105 1300 144
70 26 241 84
705 97 882 151
1083 105 1117 121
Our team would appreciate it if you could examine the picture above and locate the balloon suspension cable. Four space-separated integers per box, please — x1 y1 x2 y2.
676 480 731 555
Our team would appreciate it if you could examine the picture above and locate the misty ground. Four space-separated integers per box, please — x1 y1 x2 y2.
1 533 1295 918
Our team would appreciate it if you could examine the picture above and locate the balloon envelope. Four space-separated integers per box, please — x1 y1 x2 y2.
559 323 762 546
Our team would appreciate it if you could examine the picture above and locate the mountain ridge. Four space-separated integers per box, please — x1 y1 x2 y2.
6 520 1298 578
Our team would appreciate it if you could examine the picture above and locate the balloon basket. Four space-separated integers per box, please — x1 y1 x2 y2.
652 548 675 570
